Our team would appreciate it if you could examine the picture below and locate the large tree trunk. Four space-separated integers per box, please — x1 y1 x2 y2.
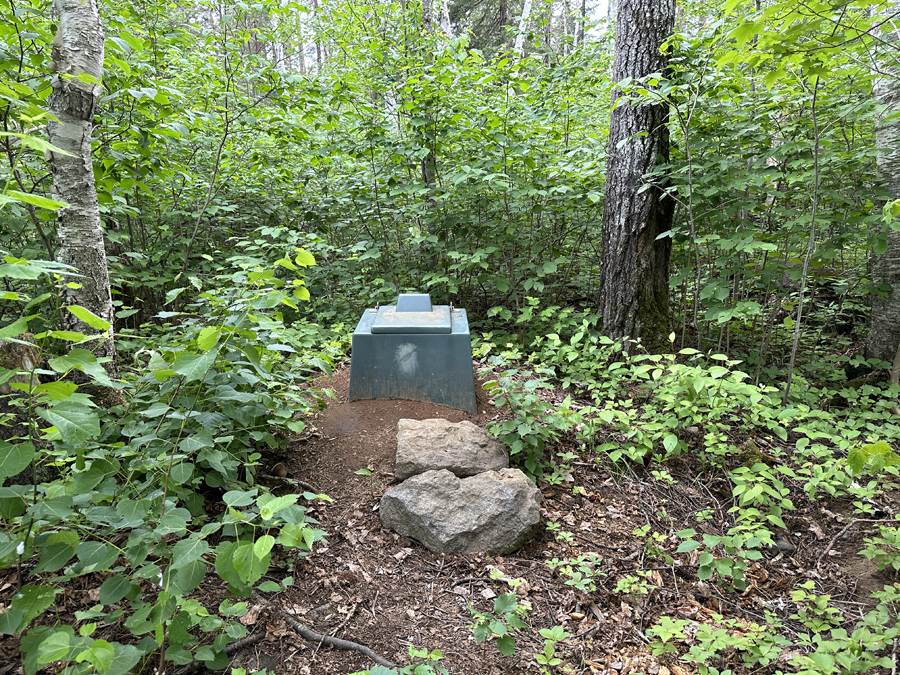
47 0 116 368
598 0 675 353
866 6 900 366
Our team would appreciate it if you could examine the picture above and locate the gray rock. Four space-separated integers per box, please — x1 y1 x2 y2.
394 418 508 480
765 537 796 558
379 469 542 555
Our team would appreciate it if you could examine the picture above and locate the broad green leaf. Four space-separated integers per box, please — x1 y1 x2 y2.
106 643 144 675
214 541 249 594
0 585 56 635
47 349 117 388
223 490 257 507
277 522 306 548
99 576 133 605
171 348 219 382
37 630 71 663
75 542 119 572
257 493 298 520
34 381 77 401
662 434 679 454
231 542 269 586
38 403 101 446
0 263 42 280
847 446 866 477
171 538 209 569
179 430 214 453
0 316 32 339
253 535 275 559
47 330 85 342
237 344 268 375
493 594 517 615
171 559 206 595
169 462 193 484
65 306 111 331
0 441 35 480
496 634 516 656
76 639 115 672
6 190 68 211
0 133 73 156
35 541 78 574
294 249 316 267
196 326 221 352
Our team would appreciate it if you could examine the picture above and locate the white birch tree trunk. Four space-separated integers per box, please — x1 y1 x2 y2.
514 0 534 55
866 5 900 365
47 0 116 366
439 0 454 39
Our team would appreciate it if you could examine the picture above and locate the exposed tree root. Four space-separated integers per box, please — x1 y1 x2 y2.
278 609 398 669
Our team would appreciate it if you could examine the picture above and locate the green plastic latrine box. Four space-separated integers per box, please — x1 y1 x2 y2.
348 294 477 414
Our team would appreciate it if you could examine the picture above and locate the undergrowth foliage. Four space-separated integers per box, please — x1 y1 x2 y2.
470 297 900 672
0 251 339 673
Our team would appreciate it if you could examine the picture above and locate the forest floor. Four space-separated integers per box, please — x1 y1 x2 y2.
1 365 895 675
224 365 899 675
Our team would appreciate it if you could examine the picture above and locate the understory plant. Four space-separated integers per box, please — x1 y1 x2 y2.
648 581 900 675
0 252 333 673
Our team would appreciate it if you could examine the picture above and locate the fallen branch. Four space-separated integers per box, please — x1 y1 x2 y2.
278 609 398 669
331 602 359 638
258 473 319 495
224 631 266 655
816 518 894 571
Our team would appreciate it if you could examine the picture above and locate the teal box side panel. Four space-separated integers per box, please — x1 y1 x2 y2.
348 308 477 414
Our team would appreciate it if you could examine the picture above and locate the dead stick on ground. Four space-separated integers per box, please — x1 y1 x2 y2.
313 603 360 660
224 631 266 655
279 610 397 669
816 518 894 571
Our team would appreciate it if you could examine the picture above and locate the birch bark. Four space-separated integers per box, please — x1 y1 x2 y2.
514 0 534 55
598 0 675 351
47 0 116 366
866 5 900 365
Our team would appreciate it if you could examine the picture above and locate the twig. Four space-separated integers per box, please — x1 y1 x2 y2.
816 518 895 570
297 479 320 494
259 473 319 494
369 590 379 619
278 609 398 669
330 602 359 638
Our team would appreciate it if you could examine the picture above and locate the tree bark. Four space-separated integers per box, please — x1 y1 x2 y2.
439 0 453 38
598 0 675 352
866 6 900 365
514 0 534 55
47 0 116 367
423 0 433 31
577 0 586 46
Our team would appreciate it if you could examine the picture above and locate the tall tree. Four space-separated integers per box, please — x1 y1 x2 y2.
513 0 534 55
598 0 675 351
47 0 116 368
866 4 900 369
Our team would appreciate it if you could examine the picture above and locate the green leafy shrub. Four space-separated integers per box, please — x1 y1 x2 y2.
0 253 334 672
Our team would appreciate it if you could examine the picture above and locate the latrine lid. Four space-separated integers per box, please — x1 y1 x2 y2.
371 294 452 334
